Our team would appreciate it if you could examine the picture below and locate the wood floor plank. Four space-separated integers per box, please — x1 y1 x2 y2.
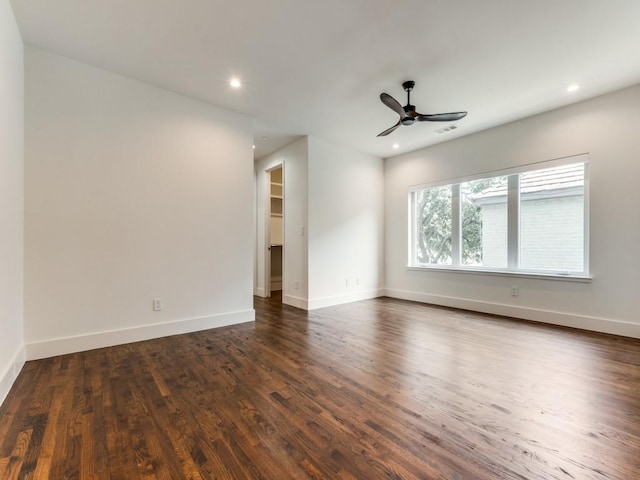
2 294 640 479
0 428 32 479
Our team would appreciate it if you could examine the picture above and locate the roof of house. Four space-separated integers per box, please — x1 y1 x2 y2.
473 163 584 201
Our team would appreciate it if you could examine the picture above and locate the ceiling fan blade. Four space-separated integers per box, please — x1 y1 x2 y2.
377 121 401 137
416 112 467 122
380 93 406 118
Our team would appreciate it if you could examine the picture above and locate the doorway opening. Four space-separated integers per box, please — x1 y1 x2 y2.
266 165 284 300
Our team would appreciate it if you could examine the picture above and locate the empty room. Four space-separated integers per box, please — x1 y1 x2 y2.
2 1 640 478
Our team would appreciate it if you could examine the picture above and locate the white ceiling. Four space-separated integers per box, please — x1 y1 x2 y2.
11 0 640 160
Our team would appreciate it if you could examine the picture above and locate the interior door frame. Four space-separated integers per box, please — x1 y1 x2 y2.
264 163 284 298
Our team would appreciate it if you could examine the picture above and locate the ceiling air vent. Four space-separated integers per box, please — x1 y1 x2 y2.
435 125 458 134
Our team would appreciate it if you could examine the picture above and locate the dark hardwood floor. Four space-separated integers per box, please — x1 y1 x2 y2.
1 294 640 479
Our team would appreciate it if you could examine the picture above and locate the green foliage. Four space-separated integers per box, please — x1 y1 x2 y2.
461 199 483 264
415 177 506 265
415 186 452 264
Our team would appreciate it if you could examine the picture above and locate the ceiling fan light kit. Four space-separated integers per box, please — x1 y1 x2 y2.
377 80 467 137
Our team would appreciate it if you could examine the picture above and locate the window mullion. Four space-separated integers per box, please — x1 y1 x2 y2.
409 192 417 266
582 163 590 275
452 184 461 267
507 174 519 269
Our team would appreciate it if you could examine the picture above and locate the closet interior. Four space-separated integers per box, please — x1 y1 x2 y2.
269 166 283 292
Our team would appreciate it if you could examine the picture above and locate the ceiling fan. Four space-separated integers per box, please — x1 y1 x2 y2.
377 81 467 136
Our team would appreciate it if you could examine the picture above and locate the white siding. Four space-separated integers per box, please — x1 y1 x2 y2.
478 195 583 271
479 202 508 267
520 196 584 271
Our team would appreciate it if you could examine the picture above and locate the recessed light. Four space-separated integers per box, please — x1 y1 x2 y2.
230 78 241 89
392 143 399 149
567 83 580 93
261 136 269 141
253 145 256 149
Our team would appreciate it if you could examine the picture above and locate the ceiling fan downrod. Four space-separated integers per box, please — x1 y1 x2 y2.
401 81 416 125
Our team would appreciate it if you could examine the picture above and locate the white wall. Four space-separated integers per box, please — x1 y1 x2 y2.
385 83 640 338
254 138 309 308
254 136 384 311
0 1 25 405
308 137 384 309
25 47 255 359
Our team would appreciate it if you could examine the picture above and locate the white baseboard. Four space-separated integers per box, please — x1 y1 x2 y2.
307 288 385 310
282 294 308 310
0 344 26 407
26 309 255 360
385 288 640 339
254 287 266 297
270 276 282 292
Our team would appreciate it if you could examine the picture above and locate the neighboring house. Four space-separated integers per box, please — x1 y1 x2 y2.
472 163 585 272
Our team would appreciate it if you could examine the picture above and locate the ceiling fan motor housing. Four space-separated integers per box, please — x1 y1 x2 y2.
401 115 415 125
402 103 417 124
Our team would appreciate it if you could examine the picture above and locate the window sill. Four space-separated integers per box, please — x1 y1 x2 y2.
406 265 592 282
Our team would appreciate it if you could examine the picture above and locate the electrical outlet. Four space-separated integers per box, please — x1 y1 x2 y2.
511 286 519 297
153 298 163 311
356 277 360 286
345 278 350 287
294 280 299 290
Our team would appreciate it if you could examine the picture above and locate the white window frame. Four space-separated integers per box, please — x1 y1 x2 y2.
408 153 591 281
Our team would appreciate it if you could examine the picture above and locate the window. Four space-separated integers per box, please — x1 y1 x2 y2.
461 175 508 268
413 185 452 265
519 163 585 272
410 156 588 277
